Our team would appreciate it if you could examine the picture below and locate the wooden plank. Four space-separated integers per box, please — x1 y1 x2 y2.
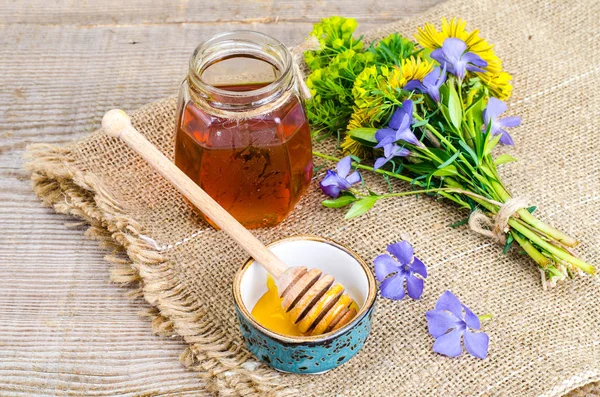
0 0 441 25
0 181 206 397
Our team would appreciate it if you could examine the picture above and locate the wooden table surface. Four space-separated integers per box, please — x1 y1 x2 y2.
0 1 446 395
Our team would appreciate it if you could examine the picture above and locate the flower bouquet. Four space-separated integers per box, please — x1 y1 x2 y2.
304 17 594 284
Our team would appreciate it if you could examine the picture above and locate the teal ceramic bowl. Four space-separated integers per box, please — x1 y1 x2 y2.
233 236 377 374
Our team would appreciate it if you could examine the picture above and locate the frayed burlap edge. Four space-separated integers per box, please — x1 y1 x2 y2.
24 143 299 397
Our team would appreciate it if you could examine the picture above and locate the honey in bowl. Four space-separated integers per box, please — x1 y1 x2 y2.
251 276 360 337
251 276 304 336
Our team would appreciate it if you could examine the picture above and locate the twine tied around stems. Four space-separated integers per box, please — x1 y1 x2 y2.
468 197 529 243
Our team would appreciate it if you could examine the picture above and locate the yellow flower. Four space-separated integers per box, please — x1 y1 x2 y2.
401 56 434 83
415 17 513 99
478 71 513 100
415 17 501 74
347 106 382 130
342 106 384 159
341 135 372 159
380 65 405 94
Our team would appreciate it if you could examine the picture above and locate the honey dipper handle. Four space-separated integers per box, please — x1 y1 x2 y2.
101 109 288 278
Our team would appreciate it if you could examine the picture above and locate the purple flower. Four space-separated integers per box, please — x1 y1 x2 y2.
373 143 410 170
483 97 521 146
319 156 362 198
404 65 447 102
375 100 423 148
374 240 427 300
426 291 489 359
431 38 487 80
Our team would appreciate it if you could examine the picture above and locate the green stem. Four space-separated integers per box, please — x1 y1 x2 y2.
444 179 500 213
312 151 468 208
510 231 550 268
509 219 594 274
413 114 479 175
454 78 473 143
377 187 503 206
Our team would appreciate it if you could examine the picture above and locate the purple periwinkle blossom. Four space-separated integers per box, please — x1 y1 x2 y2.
373 143 411 170
375 100 423 149
483 97 521 146
426 291 489 359
374 240 427 300
431 38 487 80
319 155 362 198
404 65 447 103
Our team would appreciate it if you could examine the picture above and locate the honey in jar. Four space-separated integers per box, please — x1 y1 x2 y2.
174 31 313 228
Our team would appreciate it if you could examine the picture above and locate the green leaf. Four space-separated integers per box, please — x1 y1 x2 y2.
477 116 493 159
433 164 459 177
437 151 461 169
345 197 378 219
479 163 497 180
494 154 518 166
412 118 429 128
346 128 378 143
349 154 362 163
450 217 469 228
403 162 437 175
527 206 537 214
322 195 357 208
428 147 451 161
484 133 502 156
447 83 463 131
458 140 479 166
503 233 514 255
464 95 484 116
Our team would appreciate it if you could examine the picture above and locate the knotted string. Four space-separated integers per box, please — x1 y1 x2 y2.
468 197 529 243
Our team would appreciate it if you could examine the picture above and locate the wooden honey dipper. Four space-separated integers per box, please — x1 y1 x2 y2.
102 109 358 336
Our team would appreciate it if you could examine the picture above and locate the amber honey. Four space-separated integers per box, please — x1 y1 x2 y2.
174 37 313 228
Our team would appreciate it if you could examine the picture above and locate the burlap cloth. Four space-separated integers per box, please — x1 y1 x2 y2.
25 0 600 395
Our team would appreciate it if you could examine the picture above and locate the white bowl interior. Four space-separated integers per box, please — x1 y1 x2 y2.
239 239 369 313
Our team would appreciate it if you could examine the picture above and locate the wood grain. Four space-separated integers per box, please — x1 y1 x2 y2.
0 1 443 396
0 0 441 25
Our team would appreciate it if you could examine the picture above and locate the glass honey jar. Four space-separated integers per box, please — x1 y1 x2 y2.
175 31 313 229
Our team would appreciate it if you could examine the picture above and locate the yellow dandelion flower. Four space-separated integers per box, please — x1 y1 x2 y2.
415 17 501 75
401 56 434 83
347 106 384 130
381 65 406 93
415 17 513 99
478 71 513 100
342 106 384 159
341 135 372 159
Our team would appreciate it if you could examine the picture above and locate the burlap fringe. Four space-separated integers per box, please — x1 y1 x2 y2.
24 143 298 397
